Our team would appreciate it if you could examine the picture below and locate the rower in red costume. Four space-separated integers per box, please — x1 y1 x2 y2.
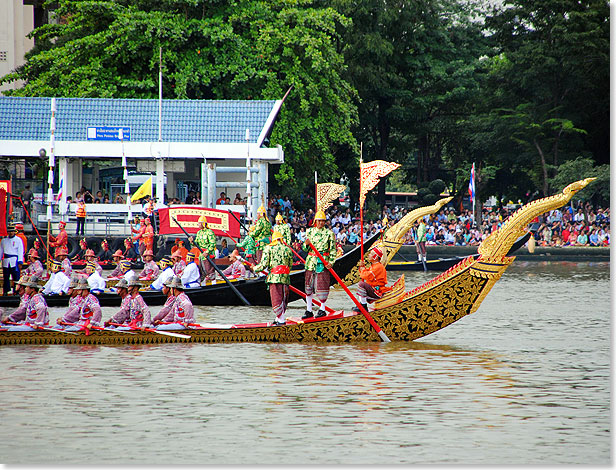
49 221 68 255
354 245 391 313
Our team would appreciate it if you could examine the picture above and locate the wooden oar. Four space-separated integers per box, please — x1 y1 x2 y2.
305 239 391 343
288 284 336 315
227 209 250 233
59 321 136 335
241 253 336 315
172 216 251 306
108 321 191 339
12 322 81 335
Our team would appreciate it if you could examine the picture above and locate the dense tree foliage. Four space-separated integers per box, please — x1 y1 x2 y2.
2 0 609 206
2 0 357 193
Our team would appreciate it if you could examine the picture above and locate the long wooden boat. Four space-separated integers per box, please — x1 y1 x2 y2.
0 231 380 308
0 179 594 345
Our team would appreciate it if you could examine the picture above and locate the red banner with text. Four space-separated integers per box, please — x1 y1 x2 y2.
158 206 241 238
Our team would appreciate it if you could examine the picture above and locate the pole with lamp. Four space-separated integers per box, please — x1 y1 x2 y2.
120 128 132 234
245 128 252 225
45 98 56 271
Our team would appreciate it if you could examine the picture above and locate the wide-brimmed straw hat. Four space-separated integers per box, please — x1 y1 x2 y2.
25 275 42 289
68 276 80 289
127 278 142 288
115 278 129 290
75 278 90 291
167 276 184 290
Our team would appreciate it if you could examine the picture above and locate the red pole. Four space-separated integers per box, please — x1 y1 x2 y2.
359 147 364 260
305 238 390 342
11 194 52 262
241 254 335 315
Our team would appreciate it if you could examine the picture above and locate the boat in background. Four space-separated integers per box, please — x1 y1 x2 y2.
0 231 381 308
387 256 475 272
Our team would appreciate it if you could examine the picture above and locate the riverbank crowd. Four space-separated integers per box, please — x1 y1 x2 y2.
261 195 610 249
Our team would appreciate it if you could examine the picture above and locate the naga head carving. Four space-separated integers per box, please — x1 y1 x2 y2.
478 178 596 259
563 178 596 196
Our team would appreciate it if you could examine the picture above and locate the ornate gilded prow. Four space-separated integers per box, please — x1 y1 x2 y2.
478 178 596 259
378 196 453 265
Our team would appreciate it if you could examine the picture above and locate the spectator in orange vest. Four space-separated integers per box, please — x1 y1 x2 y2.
75 195 87 236
14 224 27 260
171 239 189 262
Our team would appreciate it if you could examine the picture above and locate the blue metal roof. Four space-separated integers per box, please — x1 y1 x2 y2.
0 96 278 143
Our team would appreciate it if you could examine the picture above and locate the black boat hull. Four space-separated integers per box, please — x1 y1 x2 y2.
0 233 379 308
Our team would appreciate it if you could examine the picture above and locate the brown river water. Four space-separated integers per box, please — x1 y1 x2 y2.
0 261 610 464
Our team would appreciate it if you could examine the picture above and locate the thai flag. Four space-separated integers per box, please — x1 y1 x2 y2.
55 176 64 203
468 163 475 204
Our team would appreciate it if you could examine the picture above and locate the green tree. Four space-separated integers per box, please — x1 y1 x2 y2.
2 0 358 194
549 157 610 207
484 0 610 191
332 0 488 207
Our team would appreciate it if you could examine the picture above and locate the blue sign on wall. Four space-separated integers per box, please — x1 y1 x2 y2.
86 126 131 141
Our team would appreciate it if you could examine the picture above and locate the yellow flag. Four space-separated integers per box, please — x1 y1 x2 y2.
131 177 152 202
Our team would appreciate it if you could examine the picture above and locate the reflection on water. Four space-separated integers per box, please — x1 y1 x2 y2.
0 262 609 464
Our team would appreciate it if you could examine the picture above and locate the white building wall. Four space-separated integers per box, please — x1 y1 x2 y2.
0 0 34 93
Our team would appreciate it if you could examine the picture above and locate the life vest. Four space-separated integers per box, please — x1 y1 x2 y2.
76 202 87 218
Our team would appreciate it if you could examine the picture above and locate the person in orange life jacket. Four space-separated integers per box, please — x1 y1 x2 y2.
75 197 87 236
14 224 27 260
170 239 188 262
354 245 390 313
49 220 68 255
133 217 154 256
